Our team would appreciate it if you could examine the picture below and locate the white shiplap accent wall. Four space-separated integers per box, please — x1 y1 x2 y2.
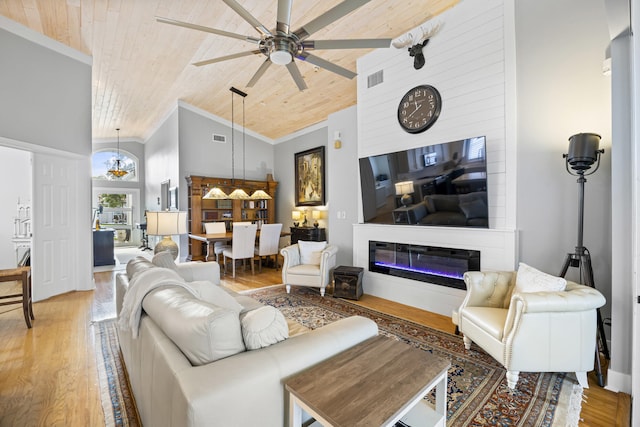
354 0 517 316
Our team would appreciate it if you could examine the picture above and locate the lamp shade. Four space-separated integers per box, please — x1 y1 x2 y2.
312 210 321 220
228 188 251 200
250 189 272 200
203 187 228 199
146 211 187 236
566 133 601 171
395 181 414 196
292 211 301 221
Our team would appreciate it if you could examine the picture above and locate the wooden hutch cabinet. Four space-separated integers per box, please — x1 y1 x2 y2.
185 175 278 261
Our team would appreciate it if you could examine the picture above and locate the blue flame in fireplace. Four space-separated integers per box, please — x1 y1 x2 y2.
374 261 464 280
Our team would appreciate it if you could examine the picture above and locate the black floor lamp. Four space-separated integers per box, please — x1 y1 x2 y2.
560 132 609 387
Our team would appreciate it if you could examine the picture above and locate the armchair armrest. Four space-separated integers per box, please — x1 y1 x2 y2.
319 245 338 284
280 244 301 269
502 281 606 344
461 271 515 309
510 282 606 313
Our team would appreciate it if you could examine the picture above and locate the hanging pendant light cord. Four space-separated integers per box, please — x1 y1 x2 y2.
231 91 235 184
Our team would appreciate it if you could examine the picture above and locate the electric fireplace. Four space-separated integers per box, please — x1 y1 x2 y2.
368 240 480 290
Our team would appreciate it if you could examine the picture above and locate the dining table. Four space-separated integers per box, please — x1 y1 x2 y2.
188 230 290 262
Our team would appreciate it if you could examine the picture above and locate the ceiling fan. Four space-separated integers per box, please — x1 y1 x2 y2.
156 0 391 91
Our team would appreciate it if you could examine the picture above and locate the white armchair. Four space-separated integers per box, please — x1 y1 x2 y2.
280 241 338 297
458 270 606 390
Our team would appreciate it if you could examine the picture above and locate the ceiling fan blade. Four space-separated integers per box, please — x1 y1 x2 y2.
193 50 262 67
294 0 372 41
276 0 293 34
156 16 260 43
302 38 391 50
286 62 308 91
222 0 272 37
297 52 357 79
247 59 273 87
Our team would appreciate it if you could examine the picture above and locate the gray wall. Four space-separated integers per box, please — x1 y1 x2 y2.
273 126 328 243
0 22 92 155
327 106 359 266
178 105 274 185
515 0 613 340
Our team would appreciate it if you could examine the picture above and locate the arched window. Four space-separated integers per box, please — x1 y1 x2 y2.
92 149 138 181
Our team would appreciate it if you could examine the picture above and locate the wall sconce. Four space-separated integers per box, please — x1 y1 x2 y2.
292 210 301 227
334 131 342 149
312 210 321 228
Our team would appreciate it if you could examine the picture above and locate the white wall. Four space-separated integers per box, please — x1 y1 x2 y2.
0 147 31 269
354 0 517 314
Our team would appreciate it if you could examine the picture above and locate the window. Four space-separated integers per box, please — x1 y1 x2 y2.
92 149 138 181
464 137 485 161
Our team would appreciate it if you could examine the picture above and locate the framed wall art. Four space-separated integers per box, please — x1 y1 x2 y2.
295 146 325 206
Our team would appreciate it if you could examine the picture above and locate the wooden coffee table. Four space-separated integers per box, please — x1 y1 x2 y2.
285 335 450 427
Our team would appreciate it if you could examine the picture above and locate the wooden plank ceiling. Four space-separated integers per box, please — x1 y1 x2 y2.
0 0 457 140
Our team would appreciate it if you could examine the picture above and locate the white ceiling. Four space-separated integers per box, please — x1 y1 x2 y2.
0 0 458 140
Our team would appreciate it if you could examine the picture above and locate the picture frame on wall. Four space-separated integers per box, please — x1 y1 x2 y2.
295 146 326 206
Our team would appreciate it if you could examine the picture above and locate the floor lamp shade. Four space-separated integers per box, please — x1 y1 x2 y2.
146 211 187 259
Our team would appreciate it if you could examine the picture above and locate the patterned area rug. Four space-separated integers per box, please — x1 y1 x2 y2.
93 320 140 426
246 285 583 427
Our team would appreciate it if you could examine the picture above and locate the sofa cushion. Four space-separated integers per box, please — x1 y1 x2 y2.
189 281 244 312
426 194 461 213
459 198 487 219
142 286 245 365
126 256 155 280
240 306 289 350
515 262 567 294
298 240 327 265
152 251 178 270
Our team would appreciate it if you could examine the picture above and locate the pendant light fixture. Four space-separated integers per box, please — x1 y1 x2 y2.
108 128 128 178
227 87 250 200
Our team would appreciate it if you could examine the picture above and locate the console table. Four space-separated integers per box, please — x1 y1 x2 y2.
286 335 449 426
290 227 326 244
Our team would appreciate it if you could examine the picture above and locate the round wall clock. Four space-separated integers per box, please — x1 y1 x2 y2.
397 85 442 134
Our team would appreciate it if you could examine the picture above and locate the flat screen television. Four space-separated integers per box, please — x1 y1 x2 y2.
359 136 488 228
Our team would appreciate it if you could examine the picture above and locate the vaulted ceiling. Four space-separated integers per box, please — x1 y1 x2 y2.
0 0 457 140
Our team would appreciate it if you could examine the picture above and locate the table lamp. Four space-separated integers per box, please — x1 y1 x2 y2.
395 181 414 207
312 210 321 228
292 210 301 227
146 211 187 260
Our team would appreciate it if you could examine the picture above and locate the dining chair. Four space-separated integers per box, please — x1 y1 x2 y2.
222 223 258 277
204 222 228 263
254 223 283 272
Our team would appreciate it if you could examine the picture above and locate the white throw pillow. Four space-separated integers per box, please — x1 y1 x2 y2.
298 240 327 265
152 251 178 270
515 262 567 294
241 306 289 350
189 280 243 312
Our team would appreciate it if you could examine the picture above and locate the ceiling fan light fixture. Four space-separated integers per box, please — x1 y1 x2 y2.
270 49 292 65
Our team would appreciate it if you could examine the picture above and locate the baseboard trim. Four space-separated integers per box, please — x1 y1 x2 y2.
606 368 632 394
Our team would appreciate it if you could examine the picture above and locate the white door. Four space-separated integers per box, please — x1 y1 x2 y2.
32 152 93 301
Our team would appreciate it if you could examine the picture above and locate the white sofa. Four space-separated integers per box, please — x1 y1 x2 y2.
115 256 378 427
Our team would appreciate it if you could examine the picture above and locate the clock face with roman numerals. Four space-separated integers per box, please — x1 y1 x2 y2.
397 85 442 134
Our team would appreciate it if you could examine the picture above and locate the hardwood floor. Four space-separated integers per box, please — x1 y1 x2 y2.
0 262 630 426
